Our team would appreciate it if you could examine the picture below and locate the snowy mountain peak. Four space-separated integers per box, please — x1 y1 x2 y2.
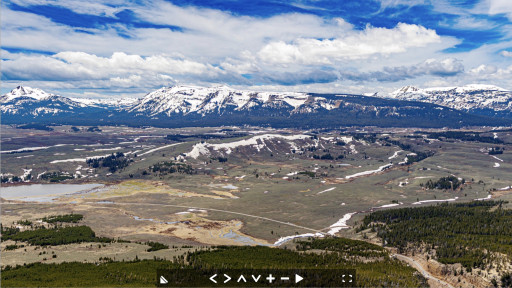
2 86 56 102
392 84 508 97
452 84 507 93
392 85 420 96
385 83 512 116
69 97 138 108
130 85 316 116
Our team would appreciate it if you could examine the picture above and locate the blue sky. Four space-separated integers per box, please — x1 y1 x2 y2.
1 0 512 98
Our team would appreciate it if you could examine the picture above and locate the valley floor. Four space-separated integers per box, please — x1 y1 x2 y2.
2 124 512 287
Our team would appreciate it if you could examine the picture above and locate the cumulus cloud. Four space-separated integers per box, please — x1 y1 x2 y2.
258 70 340 86
3 0 509 95
257 23 441 65
412 58 465 76
501 50 512 57
338 58 464 82
1 52 223 88
469 64 498 75
1 2 348 60
469 64 512 79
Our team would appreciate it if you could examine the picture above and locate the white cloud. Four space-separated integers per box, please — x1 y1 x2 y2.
416 58 465 76
2 0 510 95
335 58 464 82
486 0 512 20
9 0 125 17
501 50 512 57
1 51 224 89
469 64 498 75
422 79 452 87
257 23 441 65
469 64 512 79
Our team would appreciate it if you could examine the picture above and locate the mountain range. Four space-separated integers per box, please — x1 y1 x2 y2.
387 84 512 119
1 85 511 128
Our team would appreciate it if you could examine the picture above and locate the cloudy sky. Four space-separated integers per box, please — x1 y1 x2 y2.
1 0 512 98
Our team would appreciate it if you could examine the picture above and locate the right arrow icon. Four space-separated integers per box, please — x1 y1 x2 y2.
223 274 231 283
295 274 304 283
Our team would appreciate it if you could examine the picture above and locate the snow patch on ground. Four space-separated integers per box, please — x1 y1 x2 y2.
93 147 122 152
399 179 409 187
186 134 310 159
21 169 32 181
50 154 111 163
373 203 400 209
188 208 207 213
413 197 458 205
2 144 71 154
338 136 353 143
474 194 492 201
317 187 335 195
2 146 50 154
187 143 210 159
327 212 357 235
349 144 358 154
15 155 34 159
344 164 392 179
273 233 325 246
491 155 504 162
388 150 403 160
494 162 500 168
211 134 310 153
138 143 181 156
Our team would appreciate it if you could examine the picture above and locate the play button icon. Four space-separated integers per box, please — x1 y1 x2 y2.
295 274 304 283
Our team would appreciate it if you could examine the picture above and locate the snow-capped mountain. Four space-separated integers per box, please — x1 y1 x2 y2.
2 85 511 128
0 86 137 117
0 86 57 102
128 85 335 116
70 97 138 108
0 86 93 116
388 84 512 118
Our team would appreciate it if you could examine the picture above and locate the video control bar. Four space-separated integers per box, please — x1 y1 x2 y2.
157 268 356 287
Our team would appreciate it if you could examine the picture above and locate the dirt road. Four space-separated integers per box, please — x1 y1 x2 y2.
393 253 455 288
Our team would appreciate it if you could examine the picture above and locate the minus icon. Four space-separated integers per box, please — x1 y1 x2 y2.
281 277 290 281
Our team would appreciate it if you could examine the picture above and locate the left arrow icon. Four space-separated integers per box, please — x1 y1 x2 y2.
224 274 231 283
209 274 217 283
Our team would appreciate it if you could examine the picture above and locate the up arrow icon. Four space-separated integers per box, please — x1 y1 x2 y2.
295 274 304 283
237 275 247 283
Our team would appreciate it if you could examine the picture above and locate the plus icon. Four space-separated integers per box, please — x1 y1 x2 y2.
266 274 276 283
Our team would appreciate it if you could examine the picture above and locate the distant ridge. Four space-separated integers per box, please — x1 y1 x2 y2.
1 85 511 128
387 84 512 119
